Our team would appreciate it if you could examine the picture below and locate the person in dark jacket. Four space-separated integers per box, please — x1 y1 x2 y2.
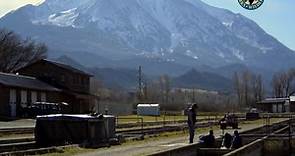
187 104 198 143
205 130 216 148
231 130 242 149
199 130 216 148
221 132 232 149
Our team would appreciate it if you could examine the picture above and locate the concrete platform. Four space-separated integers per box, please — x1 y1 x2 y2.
0 119 35 129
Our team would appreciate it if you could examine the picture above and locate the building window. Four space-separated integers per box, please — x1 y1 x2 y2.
21 90 27 107
41 92 46 102
81 77 84 85
31 91 37 104
9 89 17 117
61 75 65 82
73 76 78 84
78 76 82 84
9 89 16 103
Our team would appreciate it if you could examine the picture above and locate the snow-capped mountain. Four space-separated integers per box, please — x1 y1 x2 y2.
0 0 294 73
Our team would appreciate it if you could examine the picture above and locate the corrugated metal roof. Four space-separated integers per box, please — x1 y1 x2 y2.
0 72 61 92
137 104 159 107
258 98 289 104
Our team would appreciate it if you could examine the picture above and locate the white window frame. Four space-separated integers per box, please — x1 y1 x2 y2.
21 90 27 107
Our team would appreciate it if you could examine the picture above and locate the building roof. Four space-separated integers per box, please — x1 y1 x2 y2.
42 59 93 76
137 104 160 107
18 59 92 77
0 72 61 92
257 97 289 104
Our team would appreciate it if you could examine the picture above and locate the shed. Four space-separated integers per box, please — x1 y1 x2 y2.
257 98 289 113
137 104 160 116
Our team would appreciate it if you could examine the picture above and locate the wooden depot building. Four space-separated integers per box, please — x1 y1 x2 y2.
0 72 61 117
0 59 96 118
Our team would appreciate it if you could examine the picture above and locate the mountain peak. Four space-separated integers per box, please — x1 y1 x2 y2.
0 0 294 72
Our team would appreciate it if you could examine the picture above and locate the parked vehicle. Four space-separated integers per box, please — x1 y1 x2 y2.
246 108 260 120
22 102 69 118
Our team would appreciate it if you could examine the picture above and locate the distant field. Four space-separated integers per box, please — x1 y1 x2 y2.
117 113 224 124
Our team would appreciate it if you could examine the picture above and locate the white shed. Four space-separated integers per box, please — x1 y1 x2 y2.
137 104 160 116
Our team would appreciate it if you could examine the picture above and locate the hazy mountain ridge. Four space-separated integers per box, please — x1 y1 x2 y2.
54 56 231 91
173 68 232 92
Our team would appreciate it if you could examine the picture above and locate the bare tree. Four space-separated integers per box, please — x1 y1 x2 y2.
252 74 264 103
272 69 295 97
0 29 47 72
286 69 295 96
159 75 171 105
233 72 243 106
289 68 295 95
242 70 252 107
233 70 264 108
272 73 283 97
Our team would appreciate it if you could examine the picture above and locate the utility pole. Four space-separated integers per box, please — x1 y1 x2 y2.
138 66 143 102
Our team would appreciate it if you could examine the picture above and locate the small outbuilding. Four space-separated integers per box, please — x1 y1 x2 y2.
35 114 116 146
257 96 295 113
137 104 160 116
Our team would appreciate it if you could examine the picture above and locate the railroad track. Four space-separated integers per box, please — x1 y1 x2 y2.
147 119 292 156
0 118 283 156
0 117 221 136
0 127 34 136
0 118 221 136
117 120 221 139
0 118 235 156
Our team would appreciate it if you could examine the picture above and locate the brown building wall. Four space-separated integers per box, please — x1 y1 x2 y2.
1 84 93 117
0 84 73 117
18 61 90 94
15 60 94 115
0 85 10 117
290 102 295 112
258 104 272 113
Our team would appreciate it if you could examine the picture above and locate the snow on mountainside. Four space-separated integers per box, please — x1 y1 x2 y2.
0 0 294 73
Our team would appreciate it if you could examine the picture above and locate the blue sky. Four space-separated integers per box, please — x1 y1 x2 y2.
0 0 294 50
202 0 295 50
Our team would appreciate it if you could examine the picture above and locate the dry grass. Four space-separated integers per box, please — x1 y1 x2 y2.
117 114 222 124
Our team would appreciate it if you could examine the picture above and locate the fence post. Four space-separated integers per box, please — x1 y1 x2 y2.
174 114 176 124
141 117 144 137
163 111 166 127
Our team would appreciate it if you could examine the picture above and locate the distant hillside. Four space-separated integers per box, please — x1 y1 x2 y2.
89 67 138 89
55 56 232 91
54 56 138 89
173 69 232 92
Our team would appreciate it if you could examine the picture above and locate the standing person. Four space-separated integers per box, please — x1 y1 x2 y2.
187 103 198 143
